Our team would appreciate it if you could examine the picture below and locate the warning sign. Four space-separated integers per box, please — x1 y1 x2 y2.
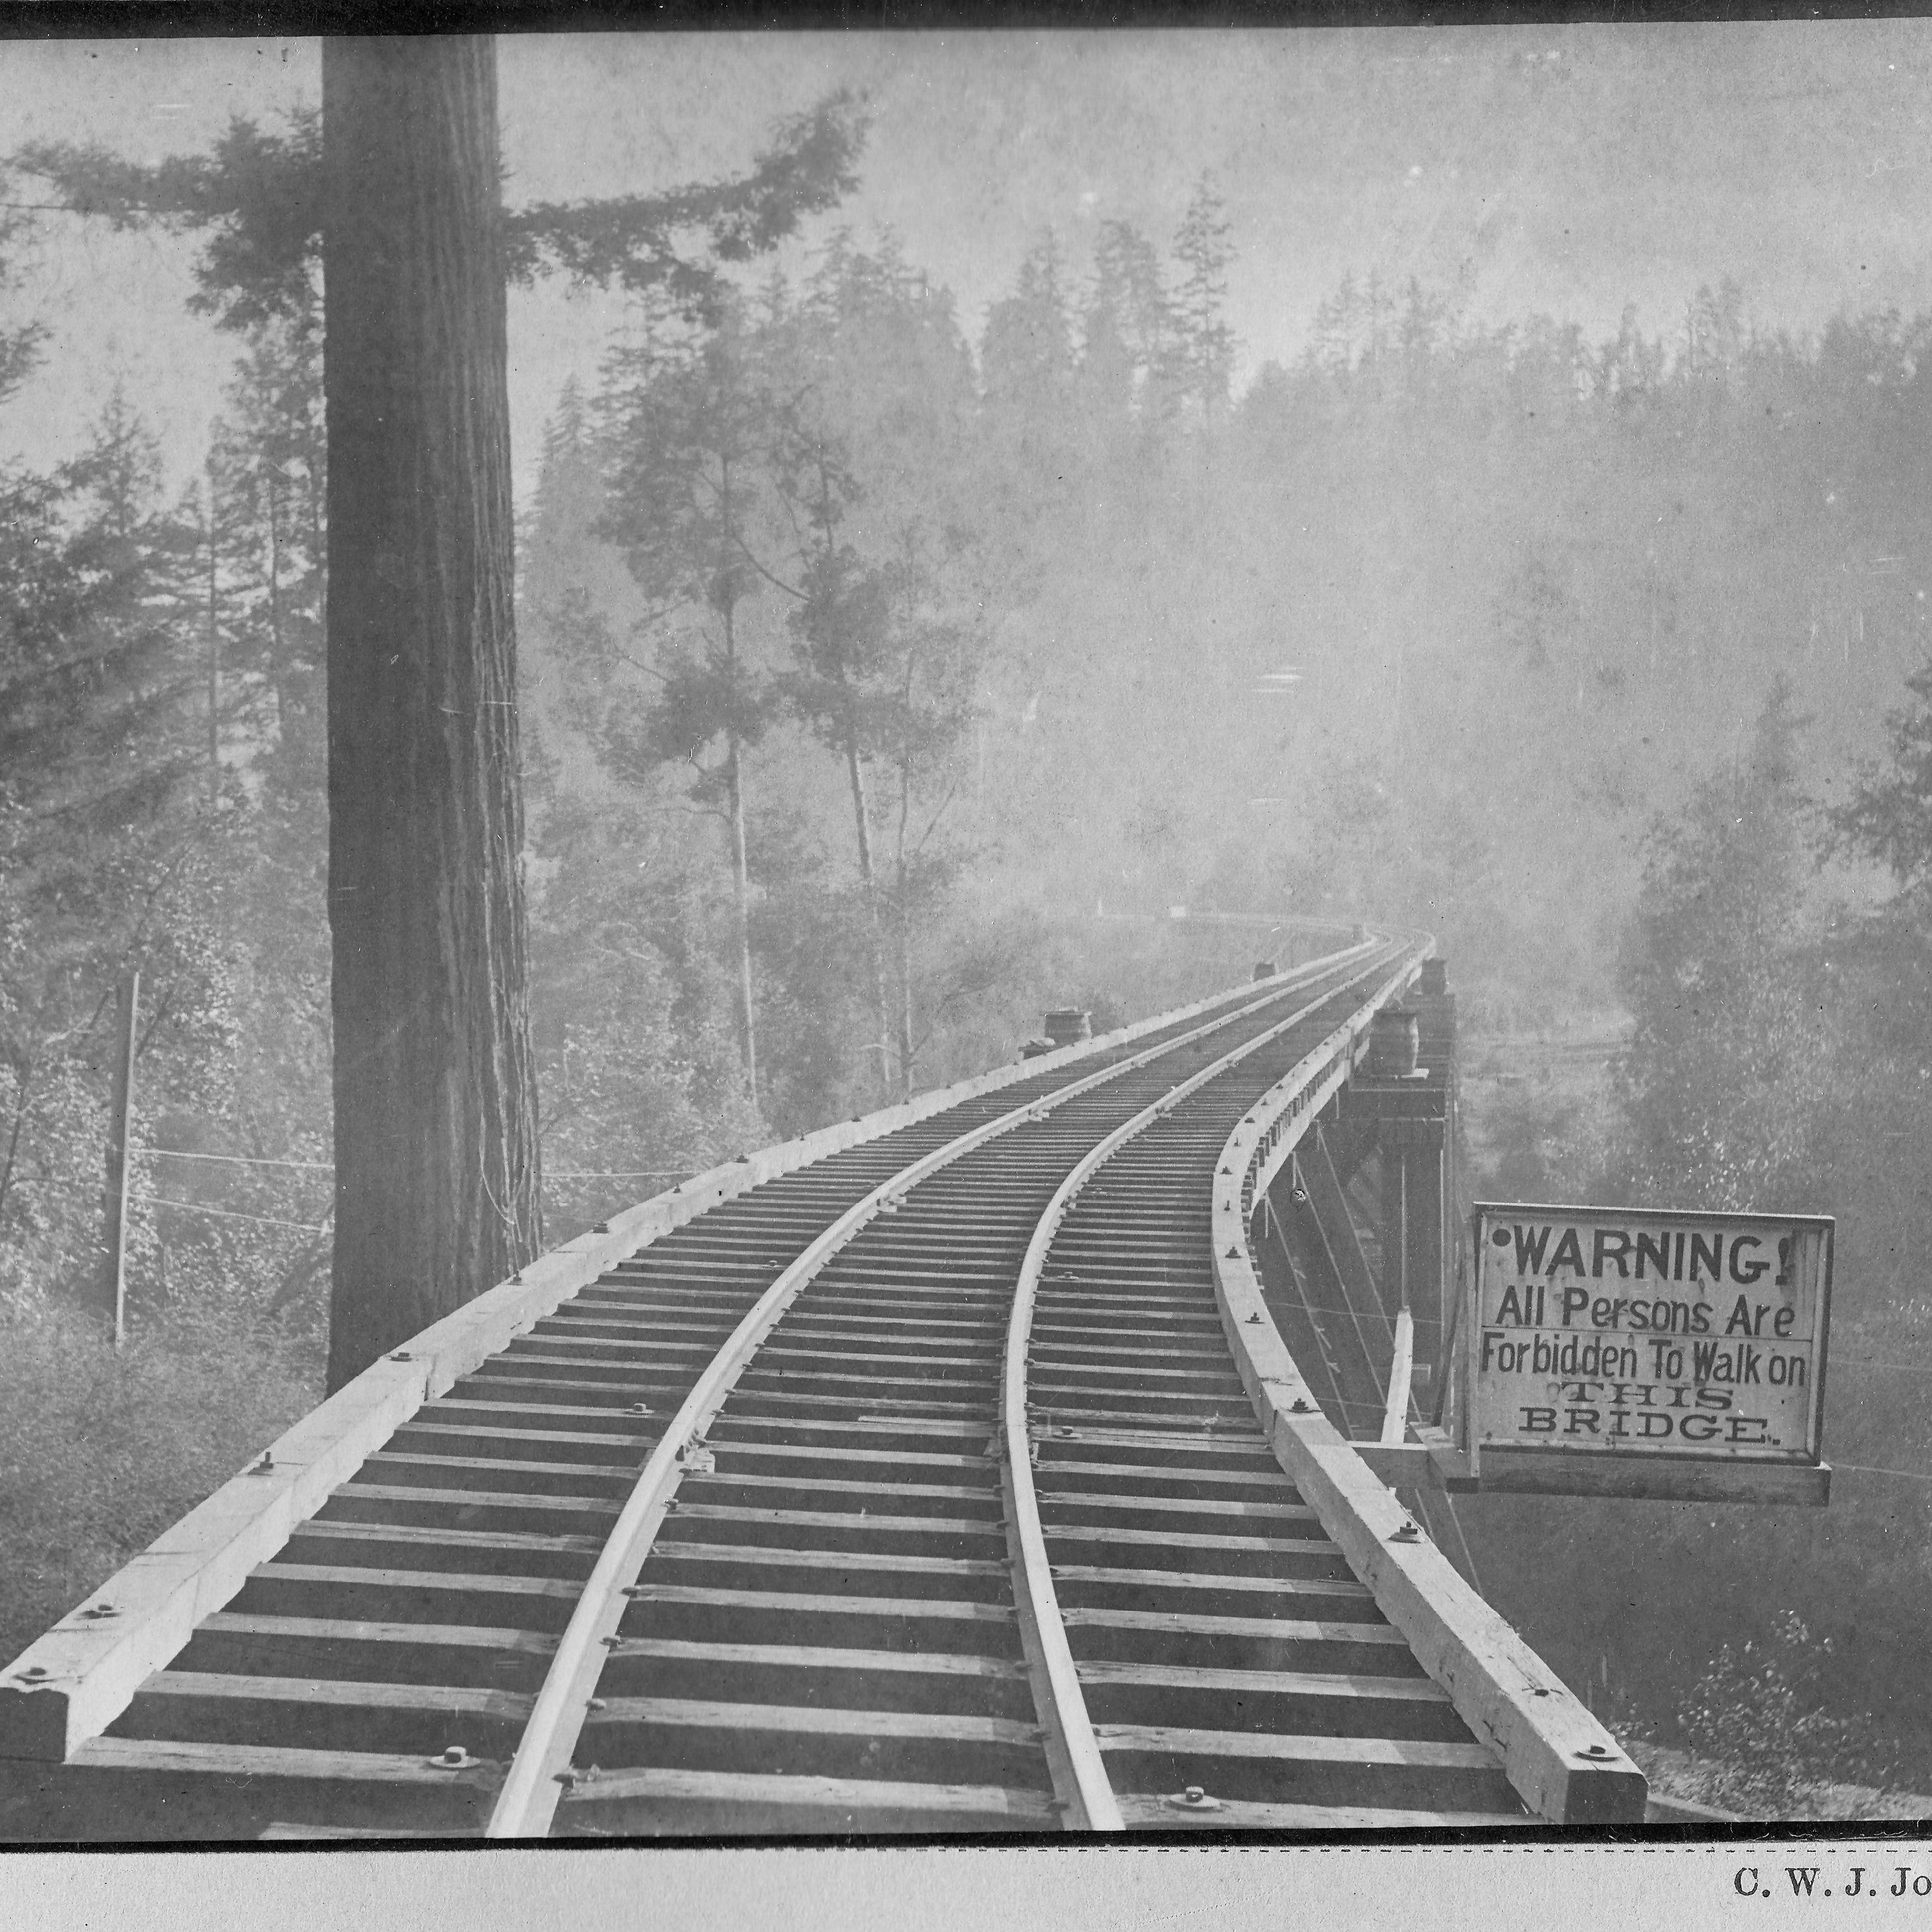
1470 1204 1832 1466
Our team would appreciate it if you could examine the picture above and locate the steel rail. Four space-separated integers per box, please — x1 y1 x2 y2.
997 941 1407 1832
485 941 1382 1836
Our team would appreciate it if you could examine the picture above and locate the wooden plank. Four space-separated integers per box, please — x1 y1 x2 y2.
1062 1608 1408 1644
71 1734 504 1786
250 1563 579 1601
1115 1792 1525 1830
200 1613 555 1654
604 1638 1026 1680
1035 1491 1314 1521
1476 1449 1832 1507
1045 1525 1340 1556
555 1765 1057 1821
329 1484 620 1518
668 1504 1006 1540
138 1673 533 1720
1031 1459 1295 1489
1052 1565 1370 1600
625 1585 1012 1623
583 1698 1039 1748
360 1451 640 1483
680 1472 999 1504
292 1520 604 1557
701 1441 989 1471
1077 1660 1450 1702
1094 1723 1498 1769
651 1543 1005 1578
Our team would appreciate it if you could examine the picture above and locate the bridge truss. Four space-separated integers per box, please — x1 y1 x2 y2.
0 932 1647 1838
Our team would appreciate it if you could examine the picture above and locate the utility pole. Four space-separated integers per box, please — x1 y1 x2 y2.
101 971 139 1345
205 473 220 801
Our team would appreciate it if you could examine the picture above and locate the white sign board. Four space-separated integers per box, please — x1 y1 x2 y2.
1471 1204 1832 1469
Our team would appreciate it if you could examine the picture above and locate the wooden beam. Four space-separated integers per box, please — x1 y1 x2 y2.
1348 1432 1478 1494
1381 1308 1414 1445
1476 1449 1831 1507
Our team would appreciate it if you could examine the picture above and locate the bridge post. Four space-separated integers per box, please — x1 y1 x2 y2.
1339 959 1454 1414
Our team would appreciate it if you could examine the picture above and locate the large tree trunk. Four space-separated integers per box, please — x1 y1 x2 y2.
323 36 542 1392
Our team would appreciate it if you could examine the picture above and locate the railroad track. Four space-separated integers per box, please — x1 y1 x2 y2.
1 936 1641 1840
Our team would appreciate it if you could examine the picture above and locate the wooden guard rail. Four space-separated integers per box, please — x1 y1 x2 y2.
1209 937 1649 1824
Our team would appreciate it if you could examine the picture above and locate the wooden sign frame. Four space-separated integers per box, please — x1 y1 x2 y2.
1464 1202 1834 1507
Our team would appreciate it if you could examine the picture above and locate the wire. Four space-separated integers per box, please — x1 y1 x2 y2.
142 1197 328 1235
546 1170 693 1180
1833 1464 1932 1485
133 1147 332 1172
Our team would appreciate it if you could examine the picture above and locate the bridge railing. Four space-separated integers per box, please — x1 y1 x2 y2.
1206 933 1650 1825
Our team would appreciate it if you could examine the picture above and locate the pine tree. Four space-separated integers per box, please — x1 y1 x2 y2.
1171 174 1236 420
598 292 779 1111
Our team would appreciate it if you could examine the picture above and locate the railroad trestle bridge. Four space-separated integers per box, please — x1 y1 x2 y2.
0 930 1667 1839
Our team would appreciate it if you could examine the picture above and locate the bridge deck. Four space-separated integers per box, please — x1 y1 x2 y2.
0 939 1643 1839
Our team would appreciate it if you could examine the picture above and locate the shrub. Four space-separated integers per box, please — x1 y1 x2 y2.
0 1306 319 1666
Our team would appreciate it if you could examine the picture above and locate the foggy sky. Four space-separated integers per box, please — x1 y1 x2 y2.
4 22 1932 497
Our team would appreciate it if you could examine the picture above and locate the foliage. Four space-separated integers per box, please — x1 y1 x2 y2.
1610 683 1830 1211
12 90 868 329
1674 1614 1893 1816
1829 653 1932 904
0 1305 317 1664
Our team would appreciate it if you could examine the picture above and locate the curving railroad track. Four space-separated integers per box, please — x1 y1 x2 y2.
1 935 1642 1839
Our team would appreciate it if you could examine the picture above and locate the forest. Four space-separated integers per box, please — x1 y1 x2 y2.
6 88 1932 1810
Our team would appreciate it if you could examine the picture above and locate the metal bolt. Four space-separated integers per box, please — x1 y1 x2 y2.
593 1221 610 1234
389 1351 414 1361
1247 1312 1262 1325
630 1402 651 1415
1163 1786 1223 1811
1577 1743 1615 1760
15 1666 50 1681
1390 1520 1421 1544
76 1603 119 1621
1291 1399 1314 1414
247 1452 274 1475
429 1745 481 1770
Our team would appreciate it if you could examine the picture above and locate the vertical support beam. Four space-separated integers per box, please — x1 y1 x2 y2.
1340 959 1456 1430
1401 1126 1445 1384
100 971 139 1346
